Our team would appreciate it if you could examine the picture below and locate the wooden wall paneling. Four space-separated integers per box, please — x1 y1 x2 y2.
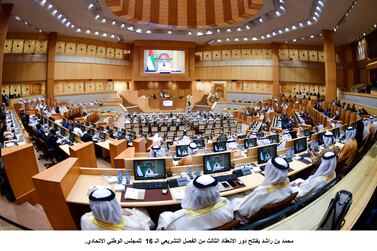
3 62 47 82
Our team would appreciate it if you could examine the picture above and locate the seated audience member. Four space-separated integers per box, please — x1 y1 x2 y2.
178 131 191 145
157 175 234 230
337 126 357 171
292 152 337 200
44 128 59 150
81 188 154 230
149 133 166 158
277 131 292 150
355 119 364 147
362 118 371 144
73 125 84 137
178 142 199 166
310 131 339 167
226 137 238 150
332 110 340 120
34 124 45 139
230 157 292 219
81 131 93 142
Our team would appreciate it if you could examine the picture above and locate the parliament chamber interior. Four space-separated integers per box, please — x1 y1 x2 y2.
1 0 377 232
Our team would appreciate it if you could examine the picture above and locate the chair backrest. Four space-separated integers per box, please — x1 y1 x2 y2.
247 192 298 223
210 220 240 230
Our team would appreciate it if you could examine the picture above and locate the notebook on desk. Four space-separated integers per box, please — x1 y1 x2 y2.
120 185 173 202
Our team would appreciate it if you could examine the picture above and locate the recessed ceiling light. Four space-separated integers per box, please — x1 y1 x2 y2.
292 25 297 30
234 38 239 41
226 38 230 41
216 29 221 33
15 16 21 21
168 30 172 34
40 0 46 6
136 28 142 33
299 22 304 27
52 10 57 16
94 31 99 35
293 38 297 42
310 35 315 38
243 37 248 41
88 4 94 10
101 18 106 23
111 21 116 25
121 24 125 28
237 27 242 31
146 30 151 34
217 39 222 42
95 15 100 20
226 28 231 32
47 4 53 10
111 34 115 38
205 30 213 35
187 31 192 35
275 11 281 17
76 28 81 32
245 25 250 30
307 20 312 25
285 27 289 32
259 18 263 23
318 1 324 7
196 31 203 36
279 29 283 34
272 32 277 36
102 33 107 37
86 29 90 34
252 37 258 41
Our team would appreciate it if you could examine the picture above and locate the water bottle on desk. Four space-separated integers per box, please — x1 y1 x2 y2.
117 170 123 184
187 166 193 180
125 169 131 185
195 165 201 177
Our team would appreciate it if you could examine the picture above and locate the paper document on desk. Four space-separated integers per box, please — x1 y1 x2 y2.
171 190 185 200
125 188 145 200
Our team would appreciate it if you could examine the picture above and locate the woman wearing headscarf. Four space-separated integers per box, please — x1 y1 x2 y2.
230 157 292 219
81 188 154 230
292 151 337 200
337 126 358 171
157 175 234 230
149 133 166 158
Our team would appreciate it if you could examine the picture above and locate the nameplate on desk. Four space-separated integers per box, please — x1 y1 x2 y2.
124 188 145 200
121 186 173 202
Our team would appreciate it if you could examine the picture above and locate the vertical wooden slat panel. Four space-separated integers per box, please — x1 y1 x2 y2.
237 0 245 16
168 0 178 26
205 0 216 26
123 0 130 15
134 0 144 19
150 0 160 24
222 0 232 23
143 0 151 22
196 0 206 27
160 0 169 25
214 0 225 27
187 0 197 28
177 0 188 27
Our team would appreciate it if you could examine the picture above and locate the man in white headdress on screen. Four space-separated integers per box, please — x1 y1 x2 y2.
230 157 293 219
292 151 337 200
157 175 234 230
149 133 166 158
81 188 154 230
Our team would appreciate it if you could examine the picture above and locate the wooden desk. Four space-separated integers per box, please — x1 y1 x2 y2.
59 144 70 155
109 139 127 168
95 140 110 158
66 172 265 207
133 137 146 152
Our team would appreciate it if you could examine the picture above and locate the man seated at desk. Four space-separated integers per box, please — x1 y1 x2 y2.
337 126 357 172
157 175 234 230
34 124 45 139
81 130 93 142
230 157 293 219
278 131 292 150
81 188 154 230
149 133 166 158
309 131 339 168
177 142 199 166
291 152 337 200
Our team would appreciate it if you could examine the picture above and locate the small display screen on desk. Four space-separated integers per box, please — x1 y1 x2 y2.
133 159 166 180
203 152 231 174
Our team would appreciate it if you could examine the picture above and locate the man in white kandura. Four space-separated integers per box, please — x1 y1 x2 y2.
291 151 337 200
80 188 154 230
226 137 238 150
157 175 234 230
149 133 166 158
277 131 292 150
230 157 293 219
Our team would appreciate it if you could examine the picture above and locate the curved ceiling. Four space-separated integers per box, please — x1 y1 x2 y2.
3 0 377 47
105 0 264 29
